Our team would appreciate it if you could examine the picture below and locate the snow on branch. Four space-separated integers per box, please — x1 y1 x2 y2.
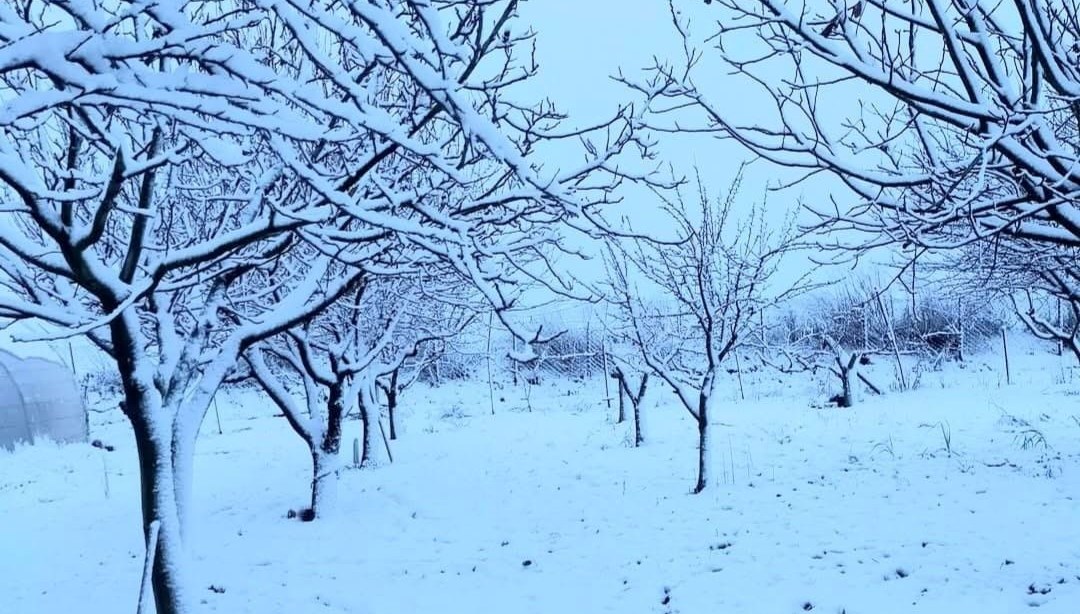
622 0 1080 254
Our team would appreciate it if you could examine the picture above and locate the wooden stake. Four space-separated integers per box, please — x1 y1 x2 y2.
378 419 393 463
733 351 746 401
213 397 223 435
1002 329 1011 385
136 520 161 614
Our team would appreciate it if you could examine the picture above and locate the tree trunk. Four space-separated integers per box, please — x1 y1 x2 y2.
633 373 648 447
309 382 346 518
114 309 191 614
614 367 649 440
693 411 708 494
387 392 397 440
325 382 345 458
616 381 626 424
309 448 338 518
633 397 643 447
130 416 190 614
840 366 855 408
357 391 372 467
386 370 399 441
169 420 199 541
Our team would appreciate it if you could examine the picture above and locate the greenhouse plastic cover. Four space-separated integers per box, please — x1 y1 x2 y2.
0 349 87 450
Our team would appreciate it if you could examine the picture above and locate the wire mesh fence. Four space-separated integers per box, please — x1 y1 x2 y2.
415 277 1059 414
45 277 1075 426
791 291 1010 360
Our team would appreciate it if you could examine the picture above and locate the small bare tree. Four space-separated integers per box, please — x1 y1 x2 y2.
245 275 472 519
764 290 888 407
358 283 474 460
377 313 467 442
607 174 806 493
952 240 1080 363
762 332 875 408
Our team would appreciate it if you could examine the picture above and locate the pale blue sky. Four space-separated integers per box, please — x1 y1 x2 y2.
517 1 858 294
517 1 856 227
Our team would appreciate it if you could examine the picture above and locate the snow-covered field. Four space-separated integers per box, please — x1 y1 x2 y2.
4 345 1080 614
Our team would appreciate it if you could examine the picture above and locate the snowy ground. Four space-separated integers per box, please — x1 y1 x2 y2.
4 344 1080 613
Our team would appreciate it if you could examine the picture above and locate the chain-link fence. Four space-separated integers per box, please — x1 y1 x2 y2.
57 277 1067 425
790 289 1010 361
418 276 1050 412
420 304 611 385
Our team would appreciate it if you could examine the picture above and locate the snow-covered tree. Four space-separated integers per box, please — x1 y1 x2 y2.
0 5 368 612
610 364 649 446
245 274 470 519
606 175 805 493
0 1 660 611
763 328 883 408
757 286 893 407
627 1 1080 251
375 295 469 443
952 240 1080 363
1014 277 1080 364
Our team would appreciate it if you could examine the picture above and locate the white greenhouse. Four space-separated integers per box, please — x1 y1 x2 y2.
0 349 87 450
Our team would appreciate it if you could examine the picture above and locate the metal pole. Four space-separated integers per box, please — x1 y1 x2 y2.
486 311 496 415
957 297 965 362
601 334 611 410
1058 298 1064 357
733 351 746 401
